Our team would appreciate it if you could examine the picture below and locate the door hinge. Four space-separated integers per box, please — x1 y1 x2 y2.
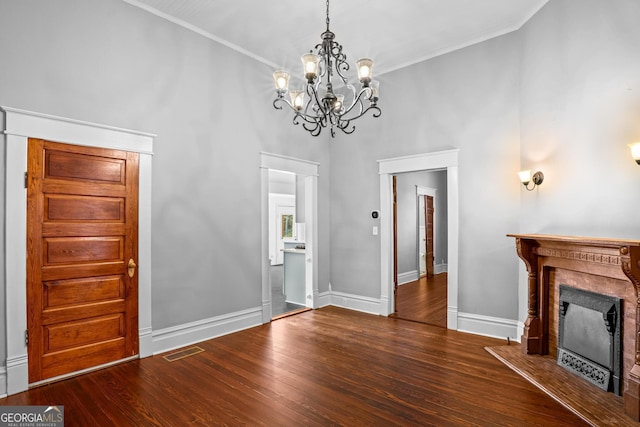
24 172 28 189
25 329 29 346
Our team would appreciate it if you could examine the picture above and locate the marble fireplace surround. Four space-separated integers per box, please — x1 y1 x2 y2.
509 234 640 421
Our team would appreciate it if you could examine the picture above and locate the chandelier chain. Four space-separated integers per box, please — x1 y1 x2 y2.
326 0 330 31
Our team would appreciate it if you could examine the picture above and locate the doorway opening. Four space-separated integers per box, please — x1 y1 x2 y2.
268 170 308 319
378 149 459 329
390 173 447 327
260 153 319 324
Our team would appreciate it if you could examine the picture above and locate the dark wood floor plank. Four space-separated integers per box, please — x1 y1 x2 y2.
393 273 447 327
0 307 588 426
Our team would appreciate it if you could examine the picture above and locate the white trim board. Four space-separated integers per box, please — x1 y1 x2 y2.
456 312 519 342
398 270 419 285
1 107 154 396
152 307 263 355
378 149 459 329
329 292 381 316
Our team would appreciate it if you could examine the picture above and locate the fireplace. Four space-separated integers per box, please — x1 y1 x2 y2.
508 234 640 421
557 285 622 395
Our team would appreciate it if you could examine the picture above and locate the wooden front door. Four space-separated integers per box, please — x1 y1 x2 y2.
27 138 139 383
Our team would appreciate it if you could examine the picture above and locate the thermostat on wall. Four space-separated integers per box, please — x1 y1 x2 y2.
371 210 380 219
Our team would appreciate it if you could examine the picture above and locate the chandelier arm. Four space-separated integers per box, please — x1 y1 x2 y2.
303 120 323 137
342 104 382 123
340 87 373 118
305 83 327 119
273 97 298 113
334 117 356 135
328 42 350 84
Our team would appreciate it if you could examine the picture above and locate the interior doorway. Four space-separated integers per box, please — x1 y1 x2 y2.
378 149 459 329
260 153 319 324
390 172 447 327
268 170 307 319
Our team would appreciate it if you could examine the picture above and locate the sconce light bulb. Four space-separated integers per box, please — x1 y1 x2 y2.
629 142 640 165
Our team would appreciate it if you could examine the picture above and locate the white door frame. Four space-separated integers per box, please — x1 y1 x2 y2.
378 149 459 329
260 153 319 323
1 107 154 395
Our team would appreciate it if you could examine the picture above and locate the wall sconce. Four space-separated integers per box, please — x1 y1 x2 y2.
629 142 640 165
518 170 544 191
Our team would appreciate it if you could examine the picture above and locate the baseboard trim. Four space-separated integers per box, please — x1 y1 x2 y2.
0 366 6 398
456 312 518 342
139 326 153 358
317 291 332 308
435 263 448 274
398 270 419 285
152 307 263 355
330 291 381 315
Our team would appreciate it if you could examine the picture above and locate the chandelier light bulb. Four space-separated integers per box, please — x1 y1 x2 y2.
356 58 374 86
301 53 320 82
334 94 344 113
290 90 305 111
273 71 290 92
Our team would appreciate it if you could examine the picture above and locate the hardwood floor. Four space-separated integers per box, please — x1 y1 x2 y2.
0 307 587 426
392 273 447 327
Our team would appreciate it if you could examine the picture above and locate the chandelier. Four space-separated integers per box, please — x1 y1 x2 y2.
272 0 381 138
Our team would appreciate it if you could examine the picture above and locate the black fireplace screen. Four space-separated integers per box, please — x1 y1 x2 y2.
558 285 622 395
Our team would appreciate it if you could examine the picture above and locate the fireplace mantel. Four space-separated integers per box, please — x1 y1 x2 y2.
509 234 640 420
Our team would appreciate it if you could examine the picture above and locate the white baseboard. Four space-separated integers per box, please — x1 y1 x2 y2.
317 291 332 308
0 366 6 398
6 354 28 396
139 326 153 358
456 312 519 342
435 263 448 274
399 265 448 284
398 270 419 285
329 291 381 315
516 320 524 343
152 307 263 355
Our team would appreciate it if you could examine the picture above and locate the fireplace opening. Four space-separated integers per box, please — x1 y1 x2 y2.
558 285 622 395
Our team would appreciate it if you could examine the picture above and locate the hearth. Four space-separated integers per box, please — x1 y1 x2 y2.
557 285 622 395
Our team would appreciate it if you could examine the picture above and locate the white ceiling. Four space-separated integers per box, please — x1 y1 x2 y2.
125 0 548 76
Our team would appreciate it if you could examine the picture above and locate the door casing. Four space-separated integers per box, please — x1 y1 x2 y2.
260 153 319 323
378 149 459 328
2 106 154 395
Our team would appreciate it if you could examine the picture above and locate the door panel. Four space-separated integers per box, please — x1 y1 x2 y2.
27 138 139 383
426 195 434 278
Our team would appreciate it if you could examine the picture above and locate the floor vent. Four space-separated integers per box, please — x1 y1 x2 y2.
163 346 204 362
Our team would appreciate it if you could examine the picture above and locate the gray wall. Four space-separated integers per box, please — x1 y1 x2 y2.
330 31 521 318
0 0 332 368
396 170 448 276
329 0 640 322
516 0 640 318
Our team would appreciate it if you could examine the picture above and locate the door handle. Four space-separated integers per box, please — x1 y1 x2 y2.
128 259 137 278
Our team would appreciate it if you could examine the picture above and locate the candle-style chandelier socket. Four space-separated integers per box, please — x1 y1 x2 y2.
272 0 381 137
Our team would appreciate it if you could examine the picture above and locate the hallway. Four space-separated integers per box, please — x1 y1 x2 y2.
391 273 447 327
